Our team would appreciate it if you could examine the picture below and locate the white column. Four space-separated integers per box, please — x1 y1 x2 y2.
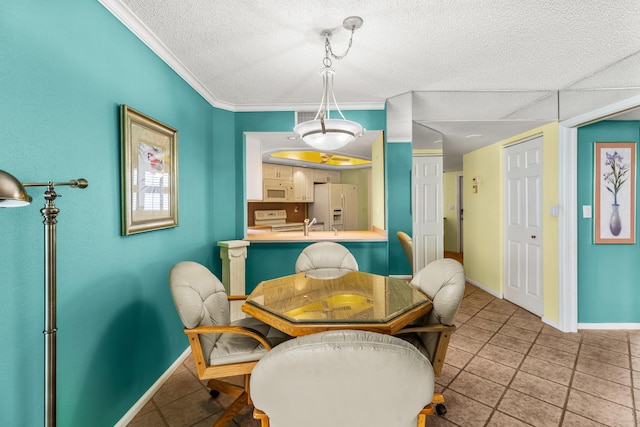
218 240 250 321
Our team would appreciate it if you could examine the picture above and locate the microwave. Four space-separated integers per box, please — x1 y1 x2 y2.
263 180 293 202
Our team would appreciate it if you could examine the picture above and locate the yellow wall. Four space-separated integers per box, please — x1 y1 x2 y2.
341 168 372 230
463 143 503 294
371 134 385 230
463 122 559 322
443 171 462 252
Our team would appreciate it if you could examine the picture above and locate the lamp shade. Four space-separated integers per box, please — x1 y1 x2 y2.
294 118 364 150
0 169 32 207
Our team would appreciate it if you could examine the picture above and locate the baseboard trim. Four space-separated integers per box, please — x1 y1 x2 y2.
466 278 503 299
542 316 560 330
114 346 191 427
578 323 640 330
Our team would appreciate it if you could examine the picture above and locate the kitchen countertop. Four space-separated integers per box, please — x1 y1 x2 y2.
245 227 387 243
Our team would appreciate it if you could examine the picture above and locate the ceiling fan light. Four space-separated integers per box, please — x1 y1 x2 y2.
294 118 363 150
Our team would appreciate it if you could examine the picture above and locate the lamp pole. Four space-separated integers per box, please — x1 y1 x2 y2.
23 179 88 427
43 185 59 427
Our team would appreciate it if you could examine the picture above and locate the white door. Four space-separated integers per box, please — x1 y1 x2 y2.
412 155 444 273
504 136 543 315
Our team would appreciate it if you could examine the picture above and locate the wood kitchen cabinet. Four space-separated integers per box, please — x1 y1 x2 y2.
263 163 293 181
292 167 314 202
312 169 341 183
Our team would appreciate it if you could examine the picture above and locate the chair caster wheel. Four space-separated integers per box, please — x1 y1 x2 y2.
436 403 447 416
209 389 220 398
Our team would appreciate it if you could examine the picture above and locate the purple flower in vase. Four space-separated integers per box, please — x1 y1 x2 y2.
603 150 629 205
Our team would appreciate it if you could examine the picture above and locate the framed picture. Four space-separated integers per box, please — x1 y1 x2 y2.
120 105 178 236
594 141 635 244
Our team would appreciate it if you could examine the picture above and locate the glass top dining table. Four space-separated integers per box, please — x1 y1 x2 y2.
242 271 432 336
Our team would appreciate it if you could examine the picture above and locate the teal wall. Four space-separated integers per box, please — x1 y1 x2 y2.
0 2 234 426
386 142 413 275
0 2 403 426
245 242 390 292
577 120 640 323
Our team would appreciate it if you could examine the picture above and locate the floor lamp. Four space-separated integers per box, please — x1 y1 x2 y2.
0 169 88 427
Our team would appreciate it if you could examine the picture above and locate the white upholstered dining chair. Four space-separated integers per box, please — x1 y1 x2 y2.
249 330 443 427
294 241 359 279
397 231 414 273
395 258 466 415
396 258 465 375
169 261 291 427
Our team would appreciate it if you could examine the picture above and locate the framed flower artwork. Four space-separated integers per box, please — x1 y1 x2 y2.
594 141 636 244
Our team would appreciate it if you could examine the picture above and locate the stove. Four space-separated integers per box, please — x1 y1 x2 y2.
254 210 304 232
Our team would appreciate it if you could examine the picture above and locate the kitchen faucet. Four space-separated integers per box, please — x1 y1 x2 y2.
303 217 317 236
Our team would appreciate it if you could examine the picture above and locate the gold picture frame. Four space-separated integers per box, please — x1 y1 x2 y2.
594 141 635 244
120 105 178 235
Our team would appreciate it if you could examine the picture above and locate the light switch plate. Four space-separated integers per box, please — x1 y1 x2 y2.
582 205 592 218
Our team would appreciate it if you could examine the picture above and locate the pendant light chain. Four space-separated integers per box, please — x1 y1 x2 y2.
324 27 356 63
319 23 358 121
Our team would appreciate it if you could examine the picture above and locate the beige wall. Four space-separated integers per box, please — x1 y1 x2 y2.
463 122 559 322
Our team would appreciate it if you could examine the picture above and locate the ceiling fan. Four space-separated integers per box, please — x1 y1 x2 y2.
320 153 352 164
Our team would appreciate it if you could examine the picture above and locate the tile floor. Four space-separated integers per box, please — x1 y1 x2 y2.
129 257 640 427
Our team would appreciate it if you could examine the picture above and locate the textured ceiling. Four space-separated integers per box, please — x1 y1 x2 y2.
101 0 640 170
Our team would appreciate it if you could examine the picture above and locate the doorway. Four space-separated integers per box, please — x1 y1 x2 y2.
412 155 444 272
503 135 543 316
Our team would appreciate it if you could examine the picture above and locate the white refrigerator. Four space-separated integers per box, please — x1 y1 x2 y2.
310 183 358 231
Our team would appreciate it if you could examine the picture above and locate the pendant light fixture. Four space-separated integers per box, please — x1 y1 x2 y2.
294 16 365 151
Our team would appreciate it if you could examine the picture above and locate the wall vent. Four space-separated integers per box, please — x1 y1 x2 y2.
295 111 317 125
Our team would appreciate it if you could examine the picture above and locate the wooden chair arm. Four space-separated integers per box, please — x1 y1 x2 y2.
253 408 270 426
184 325 273 350
396 323 456 335
396 324 455 377
417 393 445 427
228 295 248 301
417 406 431 427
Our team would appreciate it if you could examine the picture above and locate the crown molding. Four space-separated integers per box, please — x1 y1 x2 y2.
99 0 386 113
98 0 237 111
232 102 385 112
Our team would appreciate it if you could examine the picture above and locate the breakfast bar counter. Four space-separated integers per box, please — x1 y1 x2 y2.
244 228 387 243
